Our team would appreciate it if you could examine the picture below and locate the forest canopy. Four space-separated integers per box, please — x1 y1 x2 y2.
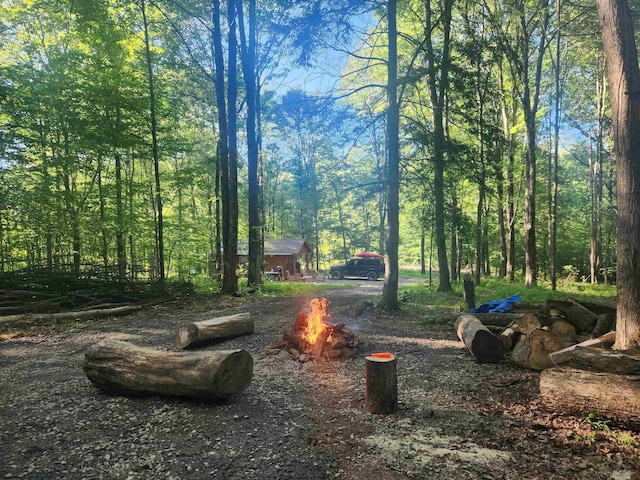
0 0 617 290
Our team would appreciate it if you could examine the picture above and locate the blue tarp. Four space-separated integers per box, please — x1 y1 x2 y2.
470 294 522 313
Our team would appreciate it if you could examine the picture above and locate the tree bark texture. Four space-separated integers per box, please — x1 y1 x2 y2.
365 354 398 414
539 367 640 427
596 0 640 349
83 340 253 400
175 312 254 349
454 314 504 363
382 0 400 310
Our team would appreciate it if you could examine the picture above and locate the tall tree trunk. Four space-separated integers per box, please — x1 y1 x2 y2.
450 193 459 283
549 0 561 290
238 0 262 285
381 0 399 310
212 0 232 292
596 0 640 349
223 0 239 294
141 0 164 281
425 0 453 292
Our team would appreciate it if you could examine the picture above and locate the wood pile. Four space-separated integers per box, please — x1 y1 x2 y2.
269 298 359 361
455 297 640 428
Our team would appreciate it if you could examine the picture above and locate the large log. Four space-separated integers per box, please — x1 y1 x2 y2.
365 354 398 414
511 329 565 370
565 347 640 375
549 331 617 365
0 304 144 324
83 340 253 400
454 314 503 363
176 312 254 349
539 367 640 428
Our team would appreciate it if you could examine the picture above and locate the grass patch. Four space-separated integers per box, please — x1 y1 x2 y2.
398 275 616 325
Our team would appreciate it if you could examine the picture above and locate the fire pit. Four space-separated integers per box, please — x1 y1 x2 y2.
270 298 359 361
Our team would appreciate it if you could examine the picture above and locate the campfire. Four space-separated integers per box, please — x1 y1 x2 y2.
270 298 359 361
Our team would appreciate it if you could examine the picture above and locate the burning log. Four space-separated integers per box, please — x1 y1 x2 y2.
269 298 359 361
365 353 398 414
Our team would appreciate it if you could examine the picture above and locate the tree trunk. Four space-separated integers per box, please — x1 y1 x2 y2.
141 0 164 281
238 0 262 286
381 0 399 310
539 367 640 428
83 340 253 400
176 313 254 349
596 0 640 350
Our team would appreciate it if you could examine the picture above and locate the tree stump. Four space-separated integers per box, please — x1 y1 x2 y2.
365 353 398 414
176 312 254 349
83 340 253 400
454 314 504 363
463 273 475 310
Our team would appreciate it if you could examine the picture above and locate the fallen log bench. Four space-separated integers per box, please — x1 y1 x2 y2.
176 312 254 349
83 340 253 401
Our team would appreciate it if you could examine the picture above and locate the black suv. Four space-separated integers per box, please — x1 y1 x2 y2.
329 256 385 280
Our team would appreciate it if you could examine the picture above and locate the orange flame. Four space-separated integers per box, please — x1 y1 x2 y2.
302 297 330 346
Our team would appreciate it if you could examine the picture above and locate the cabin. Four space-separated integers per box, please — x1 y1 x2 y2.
238 238 312 280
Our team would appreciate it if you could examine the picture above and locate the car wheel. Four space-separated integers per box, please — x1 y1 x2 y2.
367 271 378 281
330 270 343 280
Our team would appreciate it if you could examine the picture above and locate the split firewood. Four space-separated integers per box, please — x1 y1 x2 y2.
83 340 253 400
539 367 640 428
313 330 331 359
549 331 617 365
511 329 565 370
175 313 254 349
454 314 504 363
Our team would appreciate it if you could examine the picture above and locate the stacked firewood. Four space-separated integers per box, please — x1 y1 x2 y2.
270 310 359 361
455 298 640 428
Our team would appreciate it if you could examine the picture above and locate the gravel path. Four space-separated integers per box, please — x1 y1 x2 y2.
1 281 639 479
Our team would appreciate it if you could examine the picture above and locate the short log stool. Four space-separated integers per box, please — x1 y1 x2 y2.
365 353 397 414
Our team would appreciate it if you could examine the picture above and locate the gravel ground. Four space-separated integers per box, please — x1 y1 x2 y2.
1 280 640 480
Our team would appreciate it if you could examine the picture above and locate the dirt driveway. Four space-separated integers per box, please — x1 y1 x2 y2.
1 280 639 479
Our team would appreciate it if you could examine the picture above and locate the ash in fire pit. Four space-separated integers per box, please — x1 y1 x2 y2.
270 298 359 361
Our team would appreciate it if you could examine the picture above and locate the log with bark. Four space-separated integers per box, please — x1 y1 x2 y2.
549 331 617 365
454 314 503 363
539 367 640 428
176 313 254 349
511 328 565 370
499 314 541 351
0 304 144 325
564 347 640 375
83 340 253 400
365 353 398 414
